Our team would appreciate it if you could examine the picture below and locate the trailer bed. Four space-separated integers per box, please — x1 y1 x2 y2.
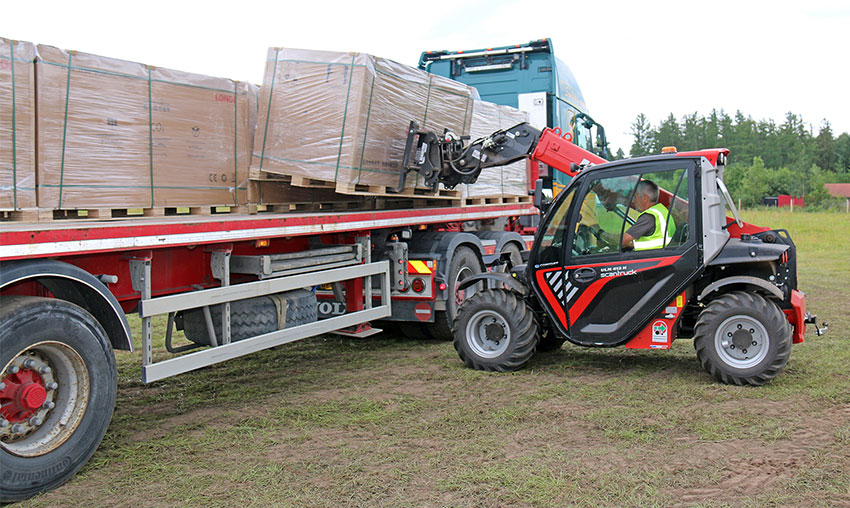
0 203 536 260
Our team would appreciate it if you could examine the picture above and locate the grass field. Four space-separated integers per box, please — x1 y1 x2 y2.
15 210 850 507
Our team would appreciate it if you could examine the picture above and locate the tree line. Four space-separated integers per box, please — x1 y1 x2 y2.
622 111 850 208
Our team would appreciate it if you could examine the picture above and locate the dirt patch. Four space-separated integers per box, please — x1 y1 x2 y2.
666 403 850 506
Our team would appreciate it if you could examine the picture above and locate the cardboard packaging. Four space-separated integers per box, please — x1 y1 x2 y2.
35 44 257 210
462 100 529 199
252 47 476 193
0 38 37 210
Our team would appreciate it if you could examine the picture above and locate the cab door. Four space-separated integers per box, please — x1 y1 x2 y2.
529 159 702 347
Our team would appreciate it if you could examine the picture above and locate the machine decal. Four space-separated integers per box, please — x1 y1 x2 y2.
625 291 688 350
536 268 568 327
566 257 680 326
536 256 682 329
542 269 579 304
651 321 668 342
408 260 432 274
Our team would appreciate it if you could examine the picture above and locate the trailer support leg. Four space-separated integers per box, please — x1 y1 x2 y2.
129 257 153 368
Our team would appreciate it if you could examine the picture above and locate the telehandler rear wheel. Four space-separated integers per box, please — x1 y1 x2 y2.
694 291 792 386
452 289 538 371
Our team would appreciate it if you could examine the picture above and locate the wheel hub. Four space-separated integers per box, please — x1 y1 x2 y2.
715 316 769 368
731 329 753 351
466 310 512 358
1 364 50 424
484 322 505 342
1 348 68 452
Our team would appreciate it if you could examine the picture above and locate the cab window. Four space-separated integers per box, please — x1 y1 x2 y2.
571 174 639 256
571 166 691 257
537 186 577 265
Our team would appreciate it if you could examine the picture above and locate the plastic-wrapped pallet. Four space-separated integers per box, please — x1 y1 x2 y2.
252 47 476 194
35 44 257 211
0 38 37 211
462 100 529 200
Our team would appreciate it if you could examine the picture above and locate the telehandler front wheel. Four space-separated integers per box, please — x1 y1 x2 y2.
452 289 538 372
693 291 792 386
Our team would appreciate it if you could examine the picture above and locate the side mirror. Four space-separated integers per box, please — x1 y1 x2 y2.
533 178 552 213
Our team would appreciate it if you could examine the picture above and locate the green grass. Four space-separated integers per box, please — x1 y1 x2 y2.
14 209 850 508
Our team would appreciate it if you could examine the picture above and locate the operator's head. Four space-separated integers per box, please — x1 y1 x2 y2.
632 179 659 212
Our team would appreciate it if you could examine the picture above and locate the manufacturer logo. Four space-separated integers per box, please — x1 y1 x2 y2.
215 93 236 103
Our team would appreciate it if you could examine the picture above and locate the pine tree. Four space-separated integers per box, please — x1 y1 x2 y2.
815 121 837 171
629 114 653 157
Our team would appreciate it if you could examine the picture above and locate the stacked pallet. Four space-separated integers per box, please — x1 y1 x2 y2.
462 100 531 204
1 40 533 221
2 38 259 220
249 47 475 203
0 38 37 216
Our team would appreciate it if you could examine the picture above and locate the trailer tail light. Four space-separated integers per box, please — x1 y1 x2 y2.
439 282 448 291
411 278 426 293
255 239 270 248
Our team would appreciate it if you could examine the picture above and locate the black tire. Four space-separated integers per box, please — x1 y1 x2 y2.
693 291 792 386
0 297 117 503
182 289 317 346
428 246 483 340
452 289 538 372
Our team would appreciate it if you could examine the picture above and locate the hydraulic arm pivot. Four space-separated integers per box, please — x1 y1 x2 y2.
398 120 541 192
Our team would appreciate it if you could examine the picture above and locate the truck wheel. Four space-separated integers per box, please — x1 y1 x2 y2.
452 289 538 371
0 297 117 502
693 291 792 386
428 246 482 340
182 290 317 345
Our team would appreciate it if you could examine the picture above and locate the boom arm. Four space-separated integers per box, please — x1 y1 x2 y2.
398 120 607 192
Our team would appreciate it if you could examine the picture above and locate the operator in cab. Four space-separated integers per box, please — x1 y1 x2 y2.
621 179 675 251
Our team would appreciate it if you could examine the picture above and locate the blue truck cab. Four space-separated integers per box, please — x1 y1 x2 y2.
419 39 609 191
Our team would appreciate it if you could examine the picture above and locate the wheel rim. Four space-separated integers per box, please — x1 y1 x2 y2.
465 310 511 358
714 315 770 369
0 341 90 457
454 266 477 307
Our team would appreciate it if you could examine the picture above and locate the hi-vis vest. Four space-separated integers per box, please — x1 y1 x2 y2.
634 203 676 250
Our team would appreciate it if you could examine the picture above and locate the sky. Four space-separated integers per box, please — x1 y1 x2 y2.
3 0 848 156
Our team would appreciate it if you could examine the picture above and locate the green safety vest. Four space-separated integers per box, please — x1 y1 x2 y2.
634 203 676 250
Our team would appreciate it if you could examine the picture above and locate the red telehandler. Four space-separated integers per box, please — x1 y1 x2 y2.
401 120 827 385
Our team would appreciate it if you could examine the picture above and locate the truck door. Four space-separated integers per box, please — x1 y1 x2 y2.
529 160 701 346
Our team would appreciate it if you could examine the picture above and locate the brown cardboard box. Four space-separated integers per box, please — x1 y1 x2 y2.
0 38 37 210
252 47 475 193
462 100 529 200
35 44 256 210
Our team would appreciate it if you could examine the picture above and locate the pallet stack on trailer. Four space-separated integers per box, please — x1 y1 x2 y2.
2 38 533 221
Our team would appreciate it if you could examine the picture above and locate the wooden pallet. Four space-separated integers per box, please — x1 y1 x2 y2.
6 205 252 222
248 200 377 214
0 208 40 222
335 182 461 201
461 194 533 207
252 168 461 201
249 169 337 190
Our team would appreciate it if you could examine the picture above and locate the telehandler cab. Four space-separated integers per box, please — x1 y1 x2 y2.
401 121 826 385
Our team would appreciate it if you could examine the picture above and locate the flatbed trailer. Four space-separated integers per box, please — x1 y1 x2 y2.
0 200 536 501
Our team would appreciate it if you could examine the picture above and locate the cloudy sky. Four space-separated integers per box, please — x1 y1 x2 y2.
4 0 848 155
